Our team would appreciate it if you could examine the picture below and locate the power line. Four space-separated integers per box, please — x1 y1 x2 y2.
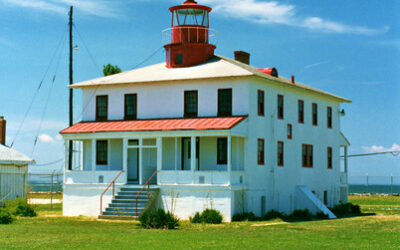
11 26 68 148
33 157 64 166
341 151 400 158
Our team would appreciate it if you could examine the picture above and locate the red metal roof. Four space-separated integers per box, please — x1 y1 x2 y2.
60 116 247 134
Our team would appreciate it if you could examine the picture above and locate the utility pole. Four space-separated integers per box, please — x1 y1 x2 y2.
68 6 73 171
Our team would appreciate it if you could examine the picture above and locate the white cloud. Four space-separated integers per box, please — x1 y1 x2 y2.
38 133 55 143
198 0 388 35
362 144 400 153
1 0 120 18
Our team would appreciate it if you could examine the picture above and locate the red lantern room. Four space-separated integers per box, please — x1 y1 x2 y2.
163 0 217 68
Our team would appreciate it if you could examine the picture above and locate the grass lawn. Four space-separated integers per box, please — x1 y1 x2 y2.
0 195 399 249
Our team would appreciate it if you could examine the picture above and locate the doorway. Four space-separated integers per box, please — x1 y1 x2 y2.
127 140 139 183
181 137 199 170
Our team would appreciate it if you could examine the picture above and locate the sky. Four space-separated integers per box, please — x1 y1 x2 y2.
0 0 399 180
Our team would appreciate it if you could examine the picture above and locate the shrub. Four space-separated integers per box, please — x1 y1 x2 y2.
263 210 284 220
316 211 329 219
330 202 362 217
190 209 223 224
0 208 13 224
139 208 179 229
5 198 36 217
286 209 313 221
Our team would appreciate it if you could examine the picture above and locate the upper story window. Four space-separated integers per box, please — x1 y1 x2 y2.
218 89 232 117
298 100 304 124
287 124 292 139
277 95 284 119
257 139 265 165
96 95 108 121
302 144 313 168
312 103 318 126
184 90 198 118
96 140 108 165
124 94 137 120
327 147 332 169
217 138 227 164
327 106 332 128
258 90 264 116
277 141 284 166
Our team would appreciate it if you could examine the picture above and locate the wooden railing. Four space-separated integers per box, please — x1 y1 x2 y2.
136 170 159 216
99 170 125 215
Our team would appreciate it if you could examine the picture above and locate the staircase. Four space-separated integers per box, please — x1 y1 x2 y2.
98 186 158 220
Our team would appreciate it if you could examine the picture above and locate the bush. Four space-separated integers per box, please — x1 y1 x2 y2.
263 210 284 220
285 209 313 221
190 209 223 224
139 208 179 229
232 212 260 222
330 203 362 217
0 208 14 224
316 211 329 219
5 198 36 217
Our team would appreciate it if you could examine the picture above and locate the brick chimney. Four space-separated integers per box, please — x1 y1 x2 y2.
0 116 6 145
234 51 250 65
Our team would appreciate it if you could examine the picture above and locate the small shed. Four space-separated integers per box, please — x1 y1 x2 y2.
0 144 34 201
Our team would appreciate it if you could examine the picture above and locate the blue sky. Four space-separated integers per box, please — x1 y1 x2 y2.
0 0 399 178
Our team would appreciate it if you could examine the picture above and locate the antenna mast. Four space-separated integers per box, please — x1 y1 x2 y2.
68 6 73 170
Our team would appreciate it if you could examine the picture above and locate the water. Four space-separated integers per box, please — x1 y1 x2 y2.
349 185 400 194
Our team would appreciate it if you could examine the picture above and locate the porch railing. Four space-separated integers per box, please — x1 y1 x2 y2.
99 170 125 215
136 170 159 216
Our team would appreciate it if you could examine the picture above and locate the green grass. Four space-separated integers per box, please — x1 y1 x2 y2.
349 194 400 215
0 195 399 249
27 192 63 200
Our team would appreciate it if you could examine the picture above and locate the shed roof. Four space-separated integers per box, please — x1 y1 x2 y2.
70 55 351 103
0 144 34 165
60 116 247 134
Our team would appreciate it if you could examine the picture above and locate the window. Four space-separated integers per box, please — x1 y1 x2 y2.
287 124 292 139
96 140 108 165
217 138 227 164
302 144 313 168
327 106 332 128
312 103 318 126
175 54 183 65
298 100 304 123
124 94 137 120
184 91 198 117
327 147 333 169
277 95 284 119
277 141 284 166
257 139 265 165
258 90 264 116
218 89 232 116
96 95 108 121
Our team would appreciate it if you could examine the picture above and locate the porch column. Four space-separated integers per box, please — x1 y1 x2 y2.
227 135 232 185
122 138 128 183
174 137 178 171
344 146 348 174
190 136 196 184
139 138 143 185
157 137 162 185
91 139 96 172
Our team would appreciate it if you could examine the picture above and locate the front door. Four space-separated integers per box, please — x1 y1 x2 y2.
127 140 139 182
181 137 199 170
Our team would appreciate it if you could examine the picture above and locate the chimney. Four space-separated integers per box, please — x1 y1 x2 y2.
0 116 6 145
234 51 250 65
291 75 295 84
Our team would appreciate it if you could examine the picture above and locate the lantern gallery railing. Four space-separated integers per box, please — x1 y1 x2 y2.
162 26 218 45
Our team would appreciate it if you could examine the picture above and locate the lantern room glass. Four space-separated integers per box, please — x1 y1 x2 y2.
172 9 209 27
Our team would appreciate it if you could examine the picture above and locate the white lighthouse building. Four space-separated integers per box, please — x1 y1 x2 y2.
60 0 351 221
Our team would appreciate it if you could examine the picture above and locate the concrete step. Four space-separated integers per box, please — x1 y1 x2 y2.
98 215 138 220
115 195 150 200
110 202 147 208
101 211 140 217
120 187 157 192
106 207 145 213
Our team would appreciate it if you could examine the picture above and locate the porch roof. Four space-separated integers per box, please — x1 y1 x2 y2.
60 116 247 135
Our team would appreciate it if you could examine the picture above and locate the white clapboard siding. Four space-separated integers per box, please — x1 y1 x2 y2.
0 164 28 201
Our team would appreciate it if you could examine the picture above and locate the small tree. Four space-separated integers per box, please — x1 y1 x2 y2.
103 64 122 76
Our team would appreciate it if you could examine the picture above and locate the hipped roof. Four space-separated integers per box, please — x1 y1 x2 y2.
71 55 351 103
0 144 34 165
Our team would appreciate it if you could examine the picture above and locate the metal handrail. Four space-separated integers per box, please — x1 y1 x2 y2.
136 170 160 216
99 170 125 215
162 26 218 45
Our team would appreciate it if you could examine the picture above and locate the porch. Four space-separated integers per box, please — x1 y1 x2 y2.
64 135 246 186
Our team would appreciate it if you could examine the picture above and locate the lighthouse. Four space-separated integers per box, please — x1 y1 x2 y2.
163 0 216 68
